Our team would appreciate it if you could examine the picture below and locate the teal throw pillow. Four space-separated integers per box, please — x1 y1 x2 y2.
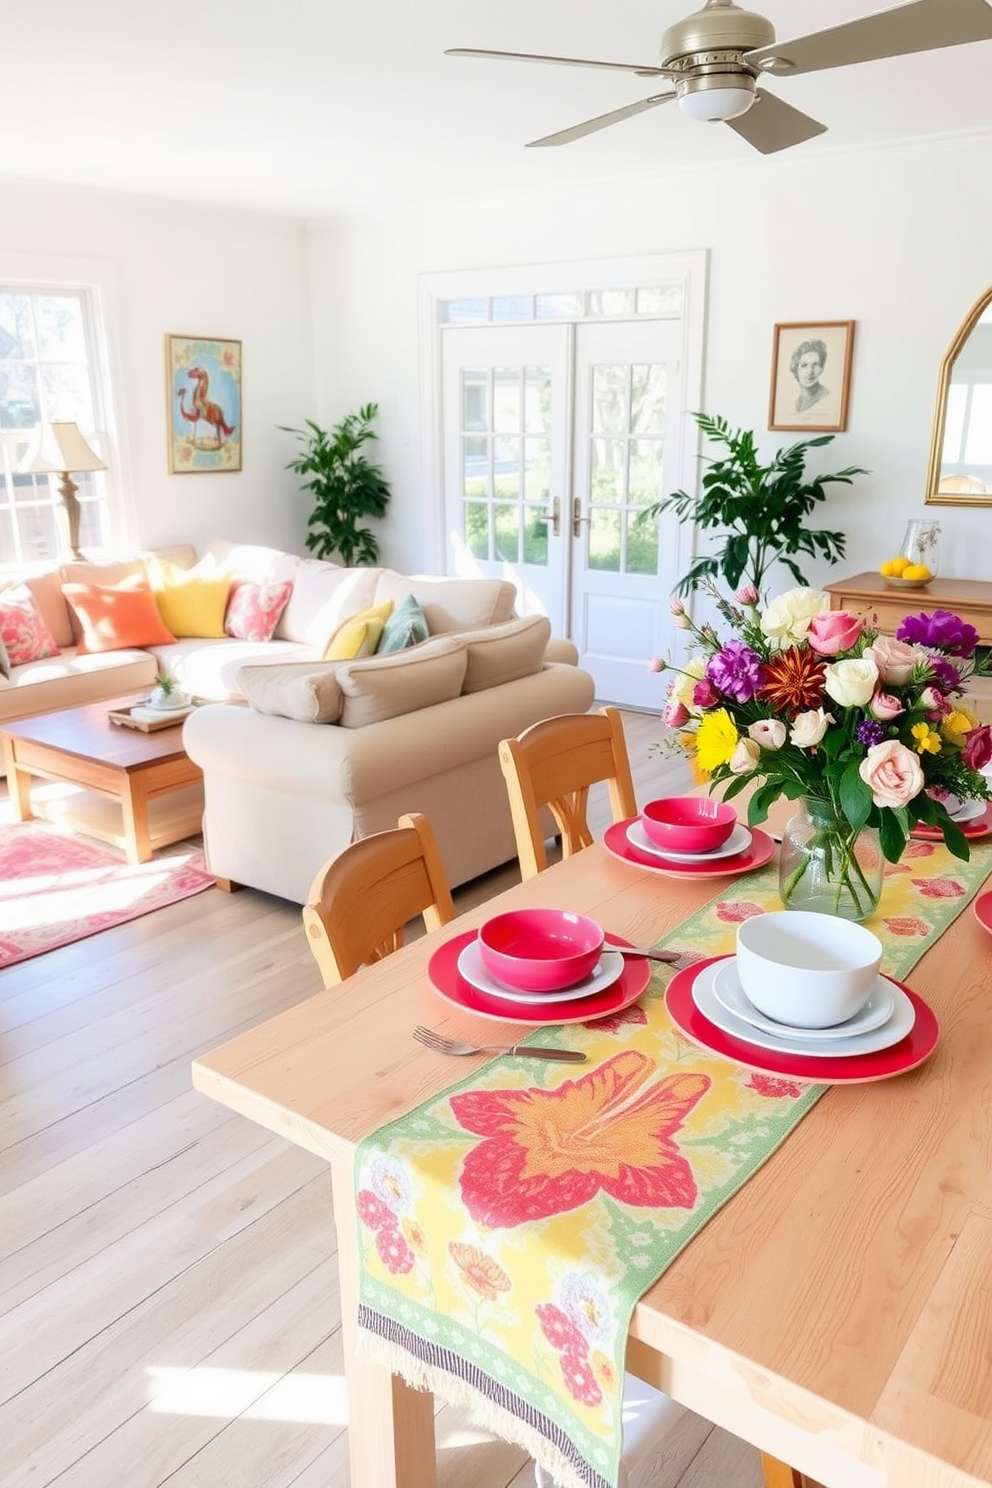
377 593 429 653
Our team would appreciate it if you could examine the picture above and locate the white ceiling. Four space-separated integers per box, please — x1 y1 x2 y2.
4 0 992 219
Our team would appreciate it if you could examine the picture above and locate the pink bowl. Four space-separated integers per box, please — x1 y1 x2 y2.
641 796 737 854
478 909 605 992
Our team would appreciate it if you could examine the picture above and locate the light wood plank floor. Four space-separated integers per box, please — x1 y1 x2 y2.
0 712 763 1488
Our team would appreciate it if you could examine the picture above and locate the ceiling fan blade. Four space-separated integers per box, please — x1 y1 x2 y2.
526 93 677 148
746 0 992 77
726 89 827 154
445 47 672 78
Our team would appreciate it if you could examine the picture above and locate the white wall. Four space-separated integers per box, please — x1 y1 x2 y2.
1 176 314 556
306 131 992 589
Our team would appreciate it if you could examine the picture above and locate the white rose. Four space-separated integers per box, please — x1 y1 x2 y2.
671 656 708 714
823 657 879 709
759 588 831 650
748 719 787 751
790 708 835 749
728 737 761 775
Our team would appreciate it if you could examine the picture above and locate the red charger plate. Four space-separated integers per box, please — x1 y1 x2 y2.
910 804 992 842
666 956 939 1084
427 930 652 1025
604 820 775 877
974 890 992 937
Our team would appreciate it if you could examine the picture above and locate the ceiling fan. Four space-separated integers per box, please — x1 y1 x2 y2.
446 0 992 155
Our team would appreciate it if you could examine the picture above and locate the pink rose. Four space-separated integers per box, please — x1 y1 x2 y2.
663 697 690 729
807 610 863 656
747 718 786 750
728 738 761 775
692 678 720 709
868 690 905 722
865 635 918 686
963 724 992 772
858 739 925 809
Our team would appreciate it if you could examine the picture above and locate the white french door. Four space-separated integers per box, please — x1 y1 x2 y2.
441 318 689 707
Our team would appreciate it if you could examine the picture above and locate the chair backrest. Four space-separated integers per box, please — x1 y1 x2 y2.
498 706 637 880
302 812 456 987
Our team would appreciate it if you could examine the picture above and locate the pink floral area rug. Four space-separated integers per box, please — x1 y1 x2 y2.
0 820 214 968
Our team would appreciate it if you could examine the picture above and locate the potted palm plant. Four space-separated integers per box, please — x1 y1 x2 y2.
281 402 391 565
644 413 867 599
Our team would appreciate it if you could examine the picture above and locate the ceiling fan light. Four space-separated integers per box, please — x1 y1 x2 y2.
677 83 755 122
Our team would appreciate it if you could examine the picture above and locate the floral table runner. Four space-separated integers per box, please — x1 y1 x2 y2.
355 834 991 1488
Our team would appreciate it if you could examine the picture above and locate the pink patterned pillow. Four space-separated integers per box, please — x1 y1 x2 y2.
223 579 294 642
0 583 61 665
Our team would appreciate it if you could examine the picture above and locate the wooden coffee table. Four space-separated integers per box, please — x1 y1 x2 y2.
1 696 204 864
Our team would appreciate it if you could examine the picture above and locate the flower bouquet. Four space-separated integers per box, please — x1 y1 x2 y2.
655 582 992 918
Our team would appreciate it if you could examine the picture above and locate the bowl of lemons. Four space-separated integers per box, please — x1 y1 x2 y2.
879 556 933 588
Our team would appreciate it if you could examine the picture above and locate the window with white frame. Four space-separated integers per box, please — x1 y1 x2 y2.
0 285 112 566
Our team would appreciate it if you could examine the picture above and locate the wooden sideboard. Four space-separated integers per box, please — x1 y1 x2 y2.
825 571 992 719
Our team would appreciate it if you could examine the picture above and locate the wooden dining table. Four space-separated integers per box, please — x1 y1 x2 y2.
191 836 992 1488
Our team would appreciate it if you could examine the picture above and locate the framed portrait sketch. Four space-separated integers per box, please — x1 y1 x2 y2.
768 321 855 433
166 335 242 473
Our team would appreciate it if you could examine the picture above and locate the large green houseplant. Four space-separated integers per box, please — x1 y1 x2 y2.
281 402 391 566
644 413 866 599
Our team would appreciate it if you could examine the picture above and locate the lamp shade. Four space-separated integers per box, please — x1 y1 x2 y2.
17 421 107 475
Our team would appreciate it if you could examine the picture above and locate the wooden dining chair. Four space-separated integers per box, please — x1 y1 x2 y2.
302 811 456 987
498 706 637 880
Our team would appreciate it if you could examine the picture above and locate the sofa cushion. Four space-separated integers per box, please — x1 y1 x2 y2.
0 634 9 680
149 636 326 702
459 614 552 694
205 537 300 585
0 583 62 664
336 636 468 728
236 661 344 723
373 569 516 634
275 559 381 648
378 593 430 654
147 556 231 638
224 579 294 642
62 575 178 653
6 568 76 648
324 601 394 660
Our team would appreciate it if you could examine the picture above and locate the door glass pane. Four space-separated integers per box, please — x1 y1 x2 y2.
626 510 658 574
591 365 628 435
628 438 663 506
535 293 582 319
631 364 665 434
590 438 623 504
462 434 488 497
462 370 488 431
588 507 621 571
493 369 520 433
523 437 550 500
494 503 520 562
493 435 520 498
524 504 549 565
464 501 490 558
588 290 635 316
492 296 533 321
636 285 683 315
524 366 551 434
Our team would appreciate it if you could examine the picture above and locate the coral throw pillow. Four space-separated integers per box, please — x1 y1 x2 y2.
224 579 294 642
0 584 61 665
61 576 177 654
147 557 231 639
324 601 394 660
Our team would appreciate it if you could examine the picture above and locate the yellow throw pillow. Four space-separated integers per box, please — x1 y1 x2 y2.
323 601 394 660
147 557 231 639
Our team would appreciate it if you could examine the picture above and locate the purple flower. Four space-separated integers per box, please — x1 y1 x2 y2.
856 719 886 748
925 654 963 695
706 641 765 703
896 609 979 658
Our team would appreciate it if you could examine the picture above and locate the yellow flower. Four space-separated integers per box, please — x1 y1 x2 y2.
695 708 740 773
910 722 942 756
942 707 977 747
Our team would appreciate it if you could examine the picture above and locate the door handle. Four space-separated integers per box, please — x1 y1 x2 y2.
536 497 560 537
572 497 591 537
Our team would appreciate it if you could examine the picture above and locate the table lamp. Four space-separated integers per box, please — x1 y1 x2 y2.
17 420 107 560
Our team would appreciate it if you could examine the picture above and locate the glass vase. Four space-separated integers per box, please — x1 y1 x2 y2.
901 518 940 579
778 797 884 922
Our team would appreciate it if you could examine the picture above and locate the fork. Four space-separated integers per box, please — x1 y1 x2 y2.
413 1025 586 1062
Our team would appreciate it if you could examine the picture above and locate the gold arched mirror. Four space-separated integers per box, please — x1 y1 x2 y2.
926 287 992 506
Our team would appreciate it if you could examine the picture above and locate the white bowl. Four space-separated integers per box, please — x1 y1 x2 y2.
735 911 883 1029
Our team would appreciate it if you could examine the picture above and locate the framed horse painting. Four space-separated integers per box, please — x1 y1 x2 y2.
166 335 242 473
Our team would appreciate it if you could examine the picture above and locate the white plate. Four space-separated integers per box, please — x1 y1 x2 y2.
950 797 987 825
691 962 915 1059
456 940 625 1003
144 700 192 713
626 819 752 863
711 958 895 1041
